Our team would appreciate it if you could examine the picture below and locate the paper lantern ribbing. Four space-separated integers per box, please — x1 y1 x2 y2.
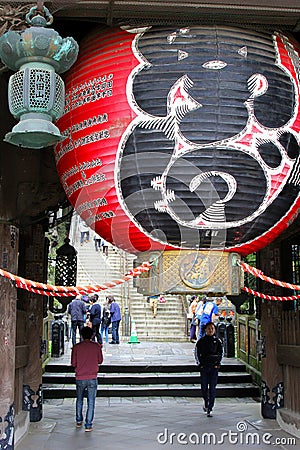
55 26 300 255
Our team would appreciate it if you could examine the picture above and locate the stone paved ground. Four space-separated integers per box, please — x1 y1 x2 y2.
16 342 299 450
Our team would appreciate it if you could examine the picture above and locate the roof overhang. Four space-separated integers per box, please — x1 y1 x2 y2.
3 1 300 31
48 0 300 31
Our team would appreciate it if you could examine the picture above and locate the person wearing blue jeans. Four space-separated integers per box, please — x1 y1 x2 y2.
75 379 98 430
195 322 223 417
101 302 111 344
107 296 121 344
71 327 103 431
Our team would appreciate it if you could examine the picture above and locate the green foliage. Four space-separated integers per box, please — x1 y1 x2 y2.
239 253 257 314
244 253 257 291
46 222 69 284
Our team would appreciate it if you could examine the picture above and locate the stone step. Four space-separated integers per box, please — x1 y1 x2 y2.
42 361 260 399
42 387 255 400
131 306 184 312
43 384 260 399
134 329 186 336
131 312 184 316
126 337 189 342
44 361 248 373
43 372 253 385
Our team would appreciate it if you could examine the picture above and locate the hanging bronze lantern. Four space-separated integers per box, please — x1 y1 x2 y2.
0 5 79 149
49 237 77 313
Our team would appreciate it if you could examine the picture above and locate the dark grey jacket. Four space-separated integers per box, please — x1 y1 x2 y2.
68 299 86 321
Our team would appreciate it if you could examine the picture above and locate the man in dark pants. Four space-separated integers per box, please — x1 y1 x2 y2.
68 295 87 347
107 296 121 344
89 294 102 344
195 322 223 417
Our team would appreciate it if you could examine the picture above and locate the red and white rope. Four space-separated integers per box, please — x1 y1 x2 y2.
240 261 300 291
0 262 151 297
242 286 300 301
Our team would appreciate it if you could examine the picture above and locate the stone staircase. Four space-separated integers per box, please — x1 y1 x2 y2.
130 293 188 341
42 360 260 399
69 214 189 342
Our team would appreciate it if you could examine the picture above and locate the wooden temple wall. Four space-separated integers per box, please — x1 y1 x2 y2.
278 311 300 419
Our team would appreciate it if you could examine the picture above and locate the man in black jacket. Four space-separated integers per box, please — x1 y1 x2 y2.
195 322 223 417
89 294 102 345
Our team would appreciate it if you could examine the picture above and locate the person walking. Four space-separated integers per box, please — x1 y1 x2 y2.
148 294 159 318
194 296 207 338
79 220 90 245
189 295 199 342
107 296 121 344
71 326 103 431
68 295 87 347
101 238 109 256
93 232 102 252
89 294 102 344
195 322 223 417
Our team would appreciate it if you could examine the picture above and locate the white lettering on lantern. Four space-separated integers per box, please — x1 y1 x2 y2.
94 211 115 222
54 140 74 162
71 113 108 133
73 129 110 148
60 165 80 184
64 74 114 113
76 198 108 215
79 158 103 171
66 172 106 196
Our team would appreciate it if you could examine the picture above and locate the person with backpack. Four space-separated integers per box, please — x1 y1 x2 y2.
198 297 221 339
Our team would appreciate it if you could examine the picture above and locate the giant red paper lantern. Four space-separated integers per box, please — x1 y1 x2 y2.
55 26 300 256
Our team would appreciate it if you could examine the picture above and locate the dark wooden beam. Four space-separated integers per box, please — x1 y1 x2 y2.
277 345 300 368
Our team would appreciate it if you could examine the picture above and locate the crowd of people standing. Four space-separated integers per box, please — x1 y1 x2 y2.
67 294 121 346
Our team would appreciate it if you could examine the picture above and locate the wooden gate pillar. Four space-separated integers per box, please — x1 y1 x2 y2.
0 224 19 450
261 301 284 418
259 245 284 419
19 224 46 423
